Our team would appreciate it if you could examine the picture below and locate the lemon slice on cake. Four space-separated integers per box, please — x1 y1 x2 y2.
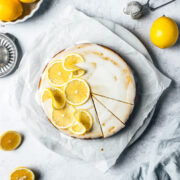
63 53 85 71
69 121 86 135
73 109 93 132
73 69 86 78
47 61 72 87
64 78 90 106
0 131 22 151
9 167 35 180
41 88 65 110
51 104 75 129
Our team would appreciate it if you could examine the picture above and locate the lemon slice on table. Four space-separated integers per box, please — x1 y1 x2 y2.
9 167 35 180
41 88 65 110
51 104 76 129
64 78 90 106
73 69 85 78
63 53 85 71
69 121 86 135
0 131 22 151
73 109 93 132
47 61 72 87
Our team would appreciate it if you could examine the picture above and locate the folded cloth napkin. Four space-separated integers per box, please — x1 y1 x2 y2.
125 114 180 180
11 6 171 172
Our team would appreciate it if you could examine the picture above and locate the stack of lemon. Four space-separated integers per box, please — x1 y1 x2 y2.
41 53 93 135
0 0 37 22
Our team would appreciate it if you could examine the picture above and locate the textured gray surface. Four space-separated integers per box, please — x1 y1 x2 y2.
0 0 180 179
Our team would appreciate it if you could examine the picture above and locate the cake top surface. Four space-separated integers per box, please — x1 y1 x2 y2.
39 43 136 139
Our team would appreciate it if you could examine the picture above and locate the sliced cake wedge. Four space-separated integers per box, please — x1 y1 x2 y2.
93 94 134 124
92 96 125 138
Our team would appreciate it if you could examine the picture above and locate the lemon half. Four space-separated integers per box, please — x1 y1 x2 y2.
0 131 22 151
9 167 35 180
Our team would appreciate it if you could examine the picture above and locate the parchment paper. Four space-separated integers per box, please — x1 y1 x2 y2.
11 7 171 172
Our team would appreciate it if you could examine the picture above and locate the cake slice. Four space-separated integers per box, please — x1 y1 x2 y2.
93 95 134 124
92 96 125 138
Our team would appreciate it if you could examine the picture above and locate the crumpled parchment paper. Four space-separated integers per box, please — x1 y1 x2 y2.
11 7 171 172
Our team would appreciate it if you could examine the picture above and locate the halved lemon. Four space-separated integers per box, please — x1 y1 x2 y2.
41 88 65 110
69 121 86 135
51 104 76 129
9 167 35 180
73 69 85 78
47 61 72 87
64 78 90 106
73 109 93 132
0 131 22 151
63 53 85 71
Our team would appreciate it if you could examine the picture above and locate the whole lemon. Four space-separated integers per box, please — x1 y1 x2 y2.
150 16 179 49
0 0 23 22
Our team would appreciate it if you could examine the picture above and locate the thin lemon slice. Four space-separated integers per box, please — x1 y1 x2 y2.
41 88 65 110
9 167 35 180
47 61 72 87
0 131 22 151
63 53 85 71
51 104 75 129
73 69 85 78
64 78 90 106
41 89 51 103
73 109 93 132
69 121 86 135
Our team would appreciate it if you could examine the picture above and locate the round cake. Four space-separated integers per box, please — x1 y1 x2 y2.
38 43 136 138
